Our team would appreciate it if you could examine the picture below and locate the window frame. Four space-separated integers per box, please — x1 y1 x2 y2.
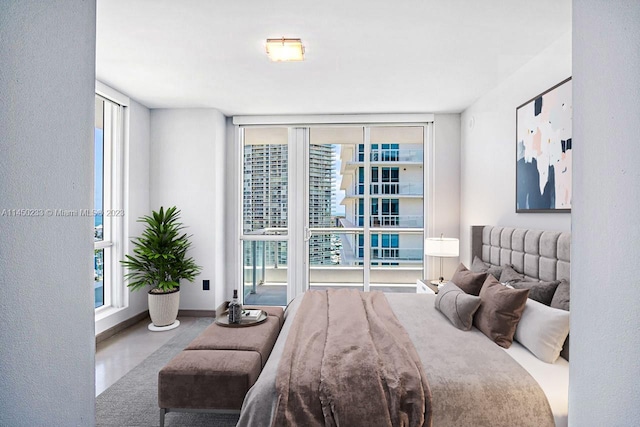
232 115 436 304
94 82 127 316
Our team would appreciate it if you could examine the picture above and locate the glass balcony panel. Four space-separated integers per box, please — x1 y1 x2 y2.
369 232 423 293
242 240 287 306
94 248 104 308
308 232 364 291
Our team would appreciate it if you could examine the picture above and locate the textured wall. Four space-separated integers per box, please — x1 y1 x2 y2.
571 1 640 425
0 1 96 425
459 32 572 264
150 109 227 309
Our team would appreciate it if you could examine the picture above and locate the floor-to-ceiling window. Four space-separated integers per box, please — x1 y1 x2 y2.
238 121 429 304
94 94 124 310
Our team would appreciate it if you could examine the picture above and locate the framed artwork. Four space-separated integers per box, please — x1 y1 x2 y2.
516 77 572 213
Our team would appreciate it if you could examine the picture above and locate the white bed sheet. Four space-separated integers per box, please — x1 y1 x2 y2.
503 343 569 427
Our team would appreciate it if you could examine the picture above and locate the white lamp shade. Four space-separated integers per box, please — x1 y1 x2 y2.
424 237 459 257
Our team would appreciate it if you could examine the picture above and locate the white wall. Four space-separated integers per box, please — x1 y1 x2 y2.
150 109 227 310
459 31 572 264
571 1 640 425
96 98 151 335
431 114 461 280
0 1 96 425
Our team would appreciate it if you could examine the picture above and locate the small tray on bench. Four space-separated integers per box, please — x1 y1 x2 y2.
214 301 268 328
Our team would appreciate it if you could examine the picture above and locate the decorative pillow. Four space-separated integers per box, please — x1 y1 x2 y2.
551 279 571 360
434 281 482 331
470 256 504 283
511 280 560 306
499 264 526 284
551 279 570 311
514 298 570 363
451 263 488 296
473 275 529 348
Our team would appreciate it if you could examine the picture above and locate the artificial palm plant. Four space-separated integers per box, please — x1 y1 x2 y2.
122 206 201 292
121 206 201 328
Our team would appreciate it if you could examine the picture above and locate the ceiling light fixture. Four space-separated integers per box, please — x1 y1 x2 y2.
265 37 305 62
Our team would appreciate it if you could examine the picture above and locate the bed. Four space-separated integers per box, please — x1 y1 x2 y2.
237 226 571 427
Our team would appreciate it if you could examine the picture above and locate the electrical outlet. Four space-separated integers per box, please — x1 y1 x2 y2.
203 279 210 290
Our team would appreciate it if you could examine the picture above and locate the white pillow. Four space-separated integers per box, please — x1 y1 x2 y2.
514 298 570 363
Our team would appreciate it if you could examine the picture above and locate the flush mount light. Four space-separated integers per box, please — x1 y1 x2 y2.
265 37 305 62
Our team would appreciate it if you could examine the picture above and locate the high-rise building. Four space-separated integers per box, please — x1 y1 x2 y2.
308 144 335 265
340 140 424 267
243 143 288 267
243 142 336 267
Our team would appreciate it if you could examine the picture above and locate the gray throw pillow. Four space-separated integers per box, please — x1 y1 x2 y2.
470 256 504 283
451 263 488 296
473 275 529 348
551 279 570 311
511 280 560 306
434 282 482 331
499 264 525 284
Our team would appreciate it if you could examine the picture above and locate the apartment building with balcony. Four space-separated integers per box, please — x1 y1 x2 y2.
340 137 424 268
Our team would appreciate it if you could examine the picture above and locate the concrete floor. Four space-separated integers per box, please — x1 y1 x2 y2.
95 316 206 396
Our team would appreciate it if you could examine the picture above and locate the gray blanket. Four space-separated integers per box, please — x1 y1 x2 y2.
237 293 554 427
272 290 431 427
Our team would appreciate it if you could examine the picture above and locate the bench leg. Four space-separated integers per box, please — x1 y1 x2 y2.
160 408 166 427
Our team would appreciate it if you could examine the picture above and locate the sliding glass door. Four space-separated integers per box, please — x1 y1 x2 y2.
241 127 288 306
306 126 424 293
239 122 428 304
307 127 364 291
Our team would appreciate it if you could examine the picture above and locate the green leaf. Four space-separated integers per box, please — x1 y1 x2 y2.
120 206 202 292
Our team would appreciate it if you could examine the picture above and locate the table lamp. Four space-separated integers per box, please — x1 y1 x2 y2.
424 234 460 283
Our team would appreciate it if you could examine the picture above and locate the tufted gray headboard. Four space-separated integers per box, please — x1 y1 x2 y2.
471 225 571 283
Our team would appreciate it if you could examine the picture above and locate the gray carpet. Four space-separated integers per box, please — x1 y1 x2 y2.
96 318 240 427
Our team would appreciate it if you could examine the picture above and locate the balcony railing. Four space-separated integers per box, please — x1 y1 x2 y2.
369 215 423 228
347 183 423 197
370 148 422 162
368 247 423 261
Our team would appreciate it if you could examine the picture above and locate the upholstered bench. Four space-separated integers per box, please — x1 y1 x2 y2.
158 306 284 426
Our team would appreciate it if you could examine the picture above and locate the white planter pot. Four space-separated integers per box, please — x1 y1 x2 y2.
148 288 180 327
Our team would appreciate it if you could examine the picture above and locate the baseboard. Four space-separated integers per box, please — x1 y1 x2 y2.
178 309 216 317
96 310 149 344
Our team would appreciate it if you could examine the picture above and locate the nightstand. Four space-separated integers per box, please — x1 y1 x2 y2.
416 279 441 294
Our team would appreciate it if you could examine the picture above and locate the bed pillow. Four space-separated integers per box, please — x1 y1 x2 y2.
451 263 487 296
434 281 482 331
474 275 529 348
499 264 526 284
514 298 570 363
470 256 504 283
510 280 560 306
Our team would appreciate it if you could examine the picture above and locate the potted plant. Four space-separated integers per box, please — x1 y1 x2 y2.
121 206 202 329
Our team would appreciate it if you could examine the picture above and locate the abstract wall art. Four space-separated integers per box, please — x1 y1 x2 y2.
516 77 572 213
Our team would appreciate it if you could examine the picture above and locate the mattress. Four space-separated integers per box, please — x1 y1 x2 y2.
504 342 569 427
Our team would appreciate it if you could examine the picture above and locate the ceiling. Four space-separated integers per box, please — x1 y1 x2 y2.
96 0 571 116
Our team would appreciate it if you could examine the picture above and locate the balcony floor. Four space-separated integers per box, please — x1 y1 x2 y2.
243 283 417 306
